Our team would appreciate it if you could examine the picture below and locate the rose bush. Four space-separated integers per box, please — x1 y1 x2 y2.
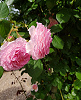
0 37 30 71
0 0 81 100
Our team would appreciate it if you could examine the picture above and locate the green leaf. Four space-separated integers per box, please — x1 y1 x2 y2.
75 96 80 100
65 85 70 92
76 72 81 80
68 76 72 81
32 3 38 9
0 20 11 38
34 59 43 70
64 94 68 99
53 60 69 75
42 18 49 27
46 0 56 9
52 35 64 49
73 9 81 18
35 92 45 99
0 3 9 19
75 57 81 66
51 24 63 33
12 32 25 38
11 31 17 38
28 67 42 83
58 81 62 90
0 66 4 78
26 59 43 83
46 95 52 100
56 8 71 23
71 88 76 96
0 35 4 43
65 37 74 49
68 93 74 100
45 56 52 62
26 8 32 15
49 48 55 54
52 77 62 90
5 0 14 6
52 79 58 87
28 19 37 28
28 0 35 2
74 79 81 90
18 32 25 36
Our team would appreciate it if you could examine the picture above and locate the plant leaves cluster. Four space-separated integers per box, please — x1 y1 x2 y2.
0 0 81 100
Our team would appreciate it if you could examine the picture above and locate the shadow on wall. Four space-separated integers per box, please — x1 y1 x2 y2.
0 86 26 100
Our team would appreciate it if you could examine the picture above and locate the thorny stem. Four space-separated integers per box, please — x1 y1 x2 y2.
6 21 28 41
40 5 43 12
12 71 28 99
16 31 21 38
60 90 64 100
6 28 18 41
6 25 21 41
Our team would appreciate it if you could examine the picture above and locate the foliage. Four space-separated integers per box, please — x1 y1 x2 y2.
0 0 81 100
0 66 4 78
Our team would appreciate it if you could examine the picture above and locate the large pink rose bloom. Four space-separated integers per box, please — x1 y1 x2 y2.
26 22 52 60
0 37 30 71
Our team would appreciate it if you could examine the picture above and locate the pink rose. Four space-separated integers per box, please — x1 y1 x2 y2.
0 37 30 71
26 22 52 60
47 17 58 29
31 84 38 92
